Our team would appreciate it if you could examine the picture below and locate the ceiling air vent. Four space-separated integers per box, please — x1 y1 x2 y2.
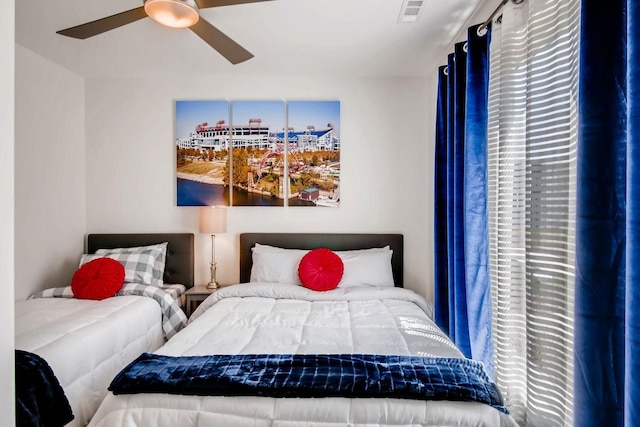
398 0 424 23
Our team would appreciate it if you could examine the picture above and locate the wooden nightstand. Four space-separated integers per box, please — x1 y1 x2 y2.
184 285 217 317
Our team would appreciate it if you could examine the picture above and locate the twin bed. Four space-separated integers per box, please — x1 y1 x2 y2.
15 233 194 427
16 232 516 427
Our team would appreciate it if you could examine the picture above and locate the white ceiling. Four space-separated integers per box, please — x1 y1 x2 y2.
16 0 487 79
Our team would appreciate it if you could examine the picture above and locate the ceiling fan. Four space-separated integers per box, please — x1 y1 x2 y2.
56 0 273 64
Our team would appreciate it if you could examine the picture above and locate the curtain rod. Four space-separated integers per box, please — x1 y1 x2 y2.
478 0 523 33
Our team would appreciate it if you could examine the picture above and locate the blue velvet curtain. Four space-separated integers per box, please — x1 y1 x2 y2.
434 24 494 377
575 0 640 425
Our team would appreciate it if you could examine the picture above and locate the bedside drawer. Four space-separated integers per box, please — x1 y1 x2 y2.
184 285 217 317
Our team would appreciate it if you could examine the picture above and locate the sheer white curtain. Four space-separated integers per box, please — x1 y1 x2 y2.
487 0 580 425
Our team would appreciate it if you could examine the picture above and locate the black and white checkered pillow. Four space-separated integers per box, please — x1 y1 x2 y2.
95 243 168 286
80 251 156 286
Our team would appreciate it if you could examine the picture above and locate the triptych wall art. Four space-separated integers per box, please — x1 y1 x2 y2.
176 100 341 207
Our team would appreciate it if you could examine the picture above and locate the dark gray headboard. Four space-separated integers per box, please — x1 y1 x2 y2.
239 233 404 287
87 233 195 288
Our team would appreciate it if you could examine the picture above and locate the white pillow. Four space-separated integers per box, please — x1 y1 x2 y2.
337 249 395 288
95 242 168 286
249 244 394 288
250 245 308 285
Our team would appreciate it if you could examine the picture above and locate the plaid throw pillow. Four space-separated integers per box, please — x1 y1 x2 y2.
95 242 168 286
80 251 157 286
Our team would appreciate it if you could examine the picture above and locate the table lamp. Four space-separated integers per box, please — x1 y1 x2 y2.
199 206 227 289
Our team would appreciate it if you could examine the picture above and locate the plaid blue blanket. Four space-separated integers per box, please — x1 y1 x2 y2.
109 353 508 414
31 284 187 340
16 350 74 427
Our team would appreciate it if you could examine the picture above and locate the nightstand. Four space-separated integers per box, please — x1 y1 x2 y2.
184 285 217 317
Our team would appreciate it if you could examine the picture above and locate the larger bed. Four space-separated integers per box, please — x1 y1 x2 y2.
88 233 517 427
15 233 194 427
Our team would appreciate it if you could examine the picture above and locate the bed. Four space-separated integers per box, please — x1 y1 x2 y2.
15 233 194 427
88 233 517 427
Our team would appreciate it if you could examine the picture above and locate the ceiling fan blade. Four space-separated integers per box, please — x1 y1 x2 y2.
57 7 147 39
190 18 253 64
196 0 275 10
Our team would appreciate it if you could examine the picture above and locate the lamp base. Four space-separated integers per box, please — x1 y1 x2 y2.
206 281 219 290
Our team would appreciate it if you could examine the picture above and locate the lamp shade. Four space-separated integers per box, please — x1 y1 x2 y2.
199 206 227 234
144 0 199 29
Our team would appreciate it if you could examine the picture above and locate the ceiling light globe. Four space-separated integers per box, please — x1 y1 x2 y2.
144 0 200 29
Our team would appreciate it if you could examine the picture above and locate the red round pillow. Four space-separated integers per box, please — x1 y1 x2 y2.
71 257 125 300
298 248 344 291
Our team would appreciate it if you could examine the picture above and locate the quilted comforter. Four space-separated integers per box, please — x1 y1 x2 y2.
89 283 518 427
31 283 188 339
15 295 166 427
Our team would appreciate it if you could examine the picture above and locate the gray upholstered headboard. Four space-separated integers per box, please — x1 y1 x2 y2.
239 233 404 287
87 233 195 288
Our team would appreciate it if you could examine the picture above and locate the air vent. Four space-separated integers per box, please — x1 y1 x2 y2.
398 0 424 23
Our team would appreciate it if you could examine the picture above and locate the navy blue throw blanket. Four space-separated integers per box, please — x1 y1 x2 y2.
15 350 74 427
109 353 508 414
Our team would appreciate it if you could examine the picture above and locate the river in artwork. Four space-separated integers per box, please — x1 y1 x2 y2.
177 178 314 207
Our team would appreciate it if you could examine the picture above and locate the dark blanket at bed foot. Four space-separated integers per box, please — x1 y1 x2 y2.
109 353 508 414
15 349 74 427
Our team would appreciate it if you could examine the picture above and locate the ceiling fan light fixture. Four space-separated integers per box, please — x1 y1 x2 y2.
144 0 200 29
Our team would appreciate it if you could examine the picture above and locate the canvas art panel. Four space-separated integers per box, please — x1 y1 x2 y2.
287 100 341 207
230 100 286 206
176 100 230 207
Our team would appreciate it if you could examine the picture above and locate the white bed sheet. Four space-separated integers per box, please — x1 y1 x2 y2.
15 295 165 427
89 283 517 427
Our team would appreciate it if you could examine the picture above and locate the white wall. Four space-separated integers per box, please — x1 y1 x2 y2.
1 0 15 422
14 45 86 300
85 75 439 299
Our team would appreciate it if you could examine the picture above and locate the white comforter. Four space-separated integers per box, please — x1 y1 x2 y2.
15 296 165 427
89 283 517 427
